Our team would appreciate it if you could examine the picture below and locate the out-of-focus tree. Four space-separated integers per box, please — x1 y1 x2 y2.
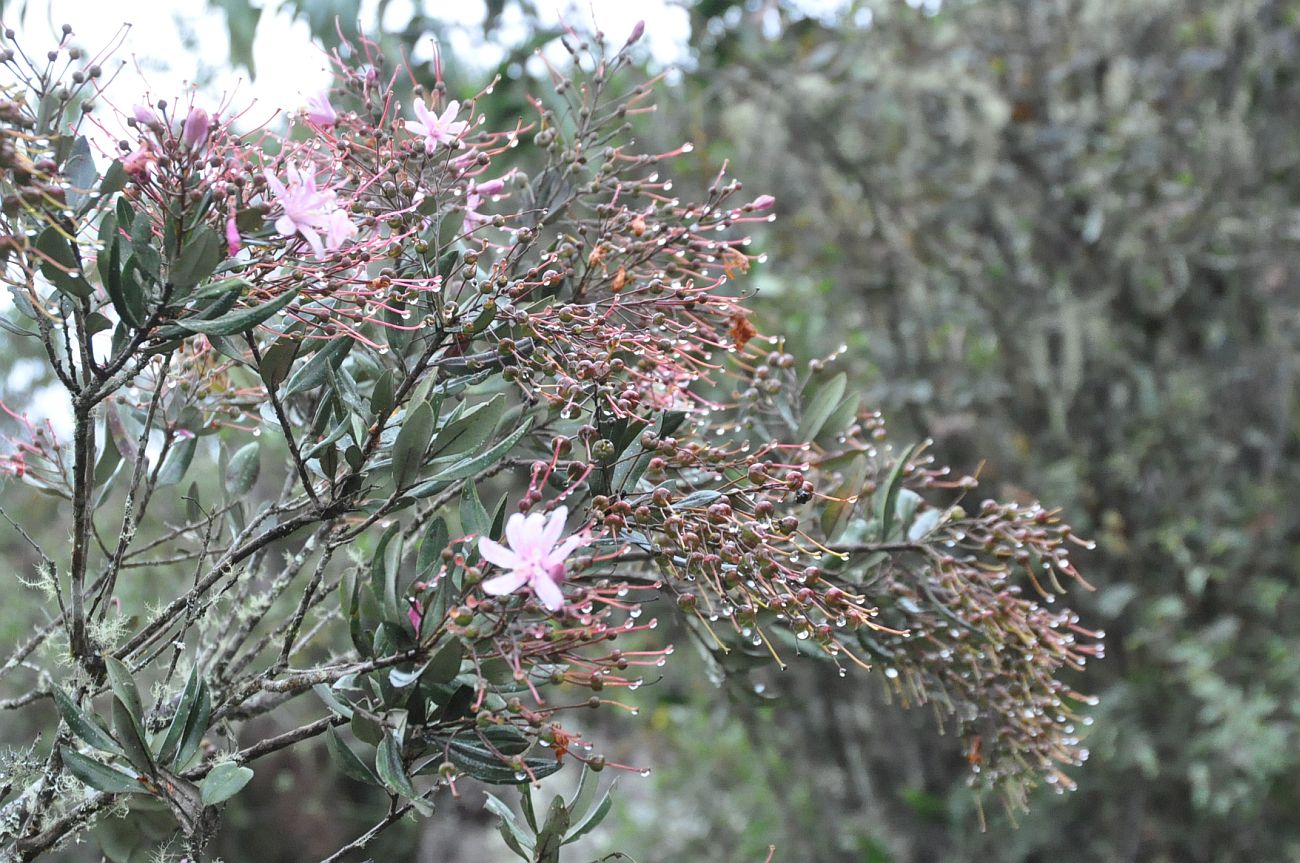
633 0 1299 860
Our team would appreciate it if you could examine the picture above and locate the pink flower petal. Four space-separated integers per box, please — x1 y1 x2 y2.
503 512 529 551
481 571 528 596
478 537 520 570
532 574 565 611
544 533 586 569
541 506 568 549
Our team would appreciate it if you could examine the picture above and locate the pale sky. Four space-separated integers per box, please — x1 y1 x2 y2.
10 0 694 122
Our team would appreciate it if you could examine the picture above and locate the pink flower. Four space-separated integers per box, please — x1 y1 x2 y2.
326 208 358 250
463 177 506 231
306 90 337 127
264 163 356 259
181 107 211 151
405 98 468 154
478 506 586 612
122 144 156 177
750 194 775 211
225 214 241 255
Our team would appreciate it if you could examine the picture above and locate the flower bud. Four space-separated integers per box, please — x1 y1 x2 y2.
181 107 210 150
132 103 159 126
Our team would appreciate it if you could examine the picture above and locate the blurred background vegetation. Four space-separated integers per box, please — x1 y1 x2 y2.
3 0 1298 860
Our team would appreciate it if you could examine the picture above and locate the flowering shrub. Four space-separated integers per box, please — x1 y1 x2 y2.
0 20 1100 862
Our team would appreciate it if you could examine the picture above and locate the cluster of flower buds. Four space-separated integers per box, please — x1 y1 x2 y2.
0 402 65 484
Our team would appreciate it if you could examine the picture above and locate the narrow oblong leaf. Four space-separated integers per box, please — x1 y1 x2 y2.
392 401 436 489
64 135 98 210
103 657 142 724
111 696 155 776
428 394 505 460
177 288 297 336
157 666 202 766
258 336 299 389
36 226 92 298
326 728 380 786
59 746 142 794
430 418 533 483
282 337 353 397
485 792 536 858
877 442 922 542
375 732 418 799
173 676 211 770
52 687 122 755
796 372 848 442
155 435 198 487
446 738 562 785
535 794 571 862
417 517 449 575
459 481 490 538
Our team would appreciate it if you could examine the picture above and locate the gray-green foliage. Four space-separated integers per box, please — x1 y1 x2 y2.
644 0 1300 860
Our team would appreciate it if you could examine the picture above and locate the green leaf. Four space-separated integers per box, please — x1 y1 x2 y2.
112 696 155 776
225 442 260 497
52 687 122 755
429 418 533 482
797 372 848 442
823 391 862 440
200 762 254 805
177 288 297 336
104 657 142 724
535 794 571 862
60 746 142 794
157 667 203 766
877 442 921 542
821 453 868 540
282 337 354 397
563 780 615 845
312 684 355 720
446 738 562 785
173 674 211 770
370 369 395 421
326 728 380 786
425 638 464 686
105 233 145 327
155 435 198 487
392 401 436 489
99 159 127 199
36 226 92 299
370 521 403 623
459 481 490 538
214 0 264 77
417 517 449 575
375 732 419 800
258 336 299 389
485 792 536 858
64 136 98 211
428 394 505 460
170 226 224 291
